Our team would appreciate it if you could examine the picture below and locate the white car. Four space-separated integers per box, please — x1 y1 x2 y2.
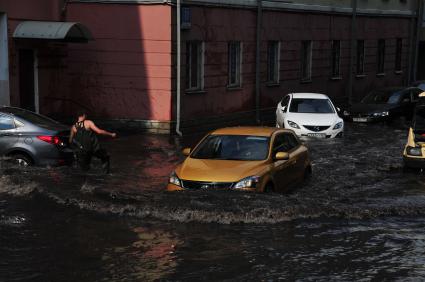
276 93 344 138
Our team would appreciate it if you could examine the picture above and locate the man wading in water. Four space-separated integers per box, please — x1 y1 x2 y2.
69 112 116 174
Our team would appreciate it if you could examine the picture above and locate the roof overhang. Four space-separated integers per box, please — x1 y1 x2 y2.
13 21 93 43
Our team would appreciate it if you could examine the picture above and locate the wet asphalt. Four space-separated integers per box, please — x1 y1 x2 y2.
2 122 425 280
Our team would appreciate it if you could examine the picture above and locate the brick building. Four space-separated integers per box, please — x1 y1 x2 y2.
0 0 423 134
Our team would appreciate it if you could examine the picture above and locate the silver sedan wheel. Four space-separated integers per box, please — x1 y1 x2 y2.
15 157 30 167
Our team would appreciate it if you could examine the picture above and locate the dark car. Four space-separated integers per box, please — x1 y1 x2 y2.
411 80 425 91
342 87 423 123
0 107 73 166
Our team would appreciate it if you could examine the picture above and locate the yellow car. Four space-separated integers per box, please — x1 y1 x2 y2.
167 127 312 192
403 93 425 168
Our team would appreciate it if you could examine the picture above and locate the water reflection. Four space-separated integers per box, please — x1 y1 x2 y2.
0 196 181 282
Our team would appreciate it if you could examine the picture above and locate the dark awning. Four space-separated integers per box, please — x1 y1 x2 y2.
13 21 93 43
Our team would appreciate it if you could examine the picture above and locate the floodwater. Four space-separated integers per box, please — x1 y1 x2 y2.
2 123 425 281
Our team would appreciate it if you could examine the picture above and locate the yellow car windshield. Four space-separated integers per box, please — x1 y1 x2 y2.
191 135 270 161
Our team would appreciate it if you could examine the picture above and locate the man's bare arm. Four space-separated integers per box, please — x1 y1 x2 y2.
69 126 76 143
87 120 116 137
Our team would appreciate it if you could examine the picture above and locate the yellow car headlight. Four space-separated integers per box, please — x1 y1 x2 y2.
406 146 422 156
169 171 182 187
234 176 260 189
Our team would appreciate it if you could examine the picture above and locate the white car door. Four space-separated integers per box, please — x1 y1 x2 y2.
276 95 291 127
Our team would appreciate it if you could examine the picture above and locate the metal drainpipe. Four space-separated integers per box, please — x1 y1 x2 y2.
347 0 357 105
60 0 69 21
255 0 262 124
408 2 417 85
412 0 424 83
176 0 183 136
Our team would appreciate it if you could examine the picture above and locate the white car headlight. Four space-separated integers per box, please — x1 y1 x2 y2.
234 176 260 189
287 120 300 129
169 171 181 186
372 111 389 117
333 121 343 130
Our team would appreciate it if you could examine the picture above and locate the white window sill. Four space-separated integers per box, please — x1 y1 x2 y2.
266 82 280 87
227 85 243 91
300 78 312 84
185 89 206 94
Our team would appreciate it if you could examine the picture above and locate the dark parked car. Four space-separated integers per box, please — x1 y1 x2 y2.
411 80 425 91
0 107 73 166
342 87 423 123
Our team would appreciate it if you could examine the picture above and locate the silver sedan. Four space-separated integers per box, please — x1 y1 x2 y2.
0 107 73 166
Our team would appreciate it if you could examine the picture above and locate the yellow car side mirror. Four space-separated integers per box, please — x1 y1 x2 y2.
275 152 289 160
182 148 191 156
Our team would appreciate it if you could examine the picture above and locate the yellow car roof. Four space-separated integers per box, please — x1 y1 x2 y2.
419 92 425 98
210 126 290 137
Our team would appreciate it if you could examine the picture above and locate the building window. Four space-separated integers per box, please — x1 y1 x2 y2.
356 40 365 75
377 39 385 74
395 38 402 72
330 40 341 78
267 41 280 84
228 41 242 87
301 41 312 81
186 41 204 91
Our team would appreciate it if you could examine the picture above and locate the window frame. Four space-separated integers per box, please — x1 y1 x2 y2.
267 40 280 84
377 39 386 75
356 39 365 76
395 38 402 73
185 40 205 92
301 40 313 82
228 41 243 88
330 40 341 78
272 132 299 155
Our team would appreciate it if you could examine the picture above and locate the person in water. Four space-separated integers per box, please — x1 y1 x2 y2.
69 112 116 173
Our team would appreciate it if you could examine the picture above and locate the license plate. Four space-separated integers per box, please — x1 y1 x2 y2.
307 133 326 138
353 117 368 122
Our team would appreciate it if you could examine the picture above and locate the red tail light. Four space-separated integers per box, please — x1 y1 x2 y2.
37 135 61 145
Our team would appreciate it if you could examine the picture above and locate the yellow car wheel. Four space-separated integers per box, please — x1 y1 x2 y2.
264 182 274 193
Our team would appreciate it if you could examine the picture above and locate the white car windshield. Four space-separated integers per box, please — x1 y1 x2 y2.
289 98 335 113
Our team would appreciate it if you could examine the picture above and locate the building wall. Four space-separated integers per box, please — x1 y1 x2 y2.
71 0 417 13
0 13 9 106
62 3 172 122
180 7 257 121
0 0 62 22
0 0 64 110
1 1 173 128
179 4 413 126
0 0 420 134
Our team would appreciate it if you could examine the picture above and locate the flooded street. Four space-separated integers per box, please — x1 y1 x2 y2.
2 123 425 280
